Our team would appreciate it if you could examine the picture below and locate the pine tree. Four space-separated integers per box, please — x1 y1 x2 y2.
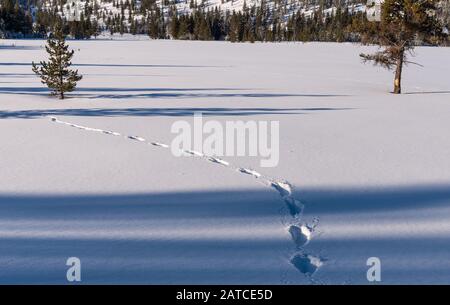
32 23 82 100
359 0 446 94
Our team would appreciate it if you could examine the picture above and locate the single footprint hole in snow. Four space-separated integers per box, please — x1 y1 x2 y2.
208 157 229 166
103 130 121 136
271 181 292 197
150 142 169 148
238 168 261 178
183 150 203 157
289 225 311 248
284 197 304 217
290 254 324 276
128 135 146 142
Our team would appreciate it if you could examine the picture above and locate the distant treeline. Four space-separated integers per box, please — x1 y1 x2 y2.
0 0 386 42
1 0 448 45
0 0 33 37
166 5 370 42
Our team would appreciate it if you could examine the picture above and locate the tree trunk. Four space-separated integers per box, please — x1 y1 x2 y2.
393 48 404 94
59 54 64 100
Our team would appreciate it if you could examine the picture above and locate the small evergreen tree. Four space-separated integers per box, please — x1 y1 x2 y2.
359 0 446 94
32 23 82 100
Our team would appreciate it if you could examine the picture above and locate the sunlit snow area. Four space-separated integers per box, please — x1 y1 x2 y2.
1 39 450 284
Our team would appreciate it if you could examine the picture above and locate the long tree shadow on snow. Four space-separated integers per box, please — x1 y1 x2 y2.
0 189 293 284
295 183 450 284
0 73 35 78
404 90 450 95
0 86 346 99
0 184 449 284
0 46 41 50
0 107 353 119
298 184 450 214
0 62 230 68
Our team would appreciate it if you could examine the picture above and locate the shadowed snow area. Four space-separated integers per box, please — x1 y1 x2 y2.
0 191 297 284
1 39 450 284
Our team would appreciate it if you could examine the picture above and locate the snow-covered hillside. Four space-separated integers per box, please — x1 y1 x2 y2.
1 39 450 284
54 0 365 15
47 0 367 24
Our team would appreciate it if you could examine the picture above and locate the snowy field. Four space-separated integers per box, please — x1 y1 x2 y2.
0 39 450 284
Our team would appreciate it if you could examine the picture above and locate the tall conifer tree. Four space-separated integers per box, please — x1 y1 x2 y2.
32 23 82 100
360 0 446 94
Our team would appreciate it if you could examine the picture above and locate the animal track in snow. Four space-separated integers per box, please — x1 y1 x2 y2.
47 116 323 282
128 135 146 142
270 181 292 197
150 142 169 148
283 197 305 217
238 168 262 178
102 130 121 136
289 225 312 248
290 254 325 276
269 181 304 217
207 157 229 166
183 149 204 157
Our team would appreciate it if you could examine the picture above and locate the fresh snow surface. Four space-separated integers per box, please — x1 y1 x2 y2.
0 39 450 284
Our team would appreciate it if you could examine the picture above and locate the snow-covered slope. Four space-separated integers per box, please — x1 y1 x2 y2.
0 39 450 283
48 0 367 25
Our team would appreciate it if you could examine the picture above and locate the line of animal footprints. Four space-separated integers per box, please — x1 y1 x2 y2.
48 116 325 278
